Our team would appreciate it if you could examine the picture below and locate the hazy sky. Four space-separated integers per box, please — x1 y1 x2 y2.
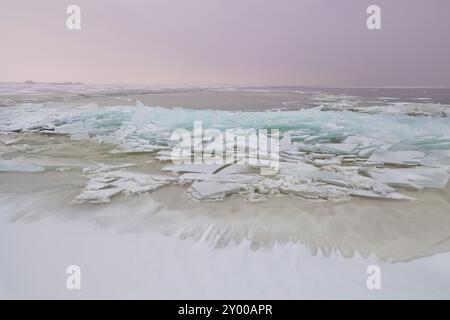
1 0 450 87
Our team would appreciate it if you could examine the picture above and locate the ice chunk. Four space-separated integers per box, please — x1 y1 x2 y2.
189 181 242 200
317 178 352 188
317 143 359 155
179 173 260 184
278 162 318 175
280 184 331 199
73 187 124 204
349 190 414 201
215 164 259 175
73 170 174 204
280 165 348 184
343 136 387 149
162 164 227 174
369 167 449 189
421 150 450 168
368 151 425 166
279 133 292 152
309 153 336 160
358 148 376 157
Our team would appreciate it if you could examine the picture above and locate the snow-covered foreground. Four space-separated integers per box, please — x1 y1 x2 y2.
1 213 449 300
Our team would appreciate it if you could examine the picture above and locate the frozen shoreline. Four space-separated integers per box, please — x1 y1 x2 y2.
0 114 450 262
1 86 450 298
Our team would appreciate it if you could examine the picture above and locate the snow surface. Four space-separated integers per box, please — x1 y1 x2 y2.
0 213 449 299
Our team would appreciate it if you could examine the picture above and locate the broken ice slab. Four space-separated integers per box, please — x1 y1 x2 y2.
409 136 450 150
3 126 23 133
215 164 259 175
280 152 305 162
343 135 387 147
317 177 352 188
280 185 326 199
73 187 124 204
310 157 343 167
279 184 341 200
279 133 292 152
74 170 175 204
279 163 355 184
179 173 260 184
348 189 414 201
162 164 227 174
421 150 450 168
316 143 359 155
296 143 319 152
112 179 162 194
0 159 45 172
309 153 336 160
279 161 318 174
358 148 376 157
281 149 306 158
304 136 320 143
189 181 242 200
369 167 450 189
368 151 425 166
95 170 176 185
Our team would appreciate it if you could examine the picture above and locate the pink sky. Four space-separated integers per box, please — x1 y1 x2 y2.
1 0 450 86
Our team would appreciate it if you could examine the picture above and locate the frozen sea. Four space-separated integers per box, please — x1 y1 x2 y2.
0 83 450 299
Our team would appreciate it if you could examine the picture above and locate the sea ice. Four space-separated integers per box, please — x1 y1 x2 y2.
1 101 449 203
189 181 243 200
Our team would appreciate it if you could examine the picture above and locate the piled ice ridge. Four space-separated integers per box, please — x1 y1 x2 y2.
0 101 449 203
